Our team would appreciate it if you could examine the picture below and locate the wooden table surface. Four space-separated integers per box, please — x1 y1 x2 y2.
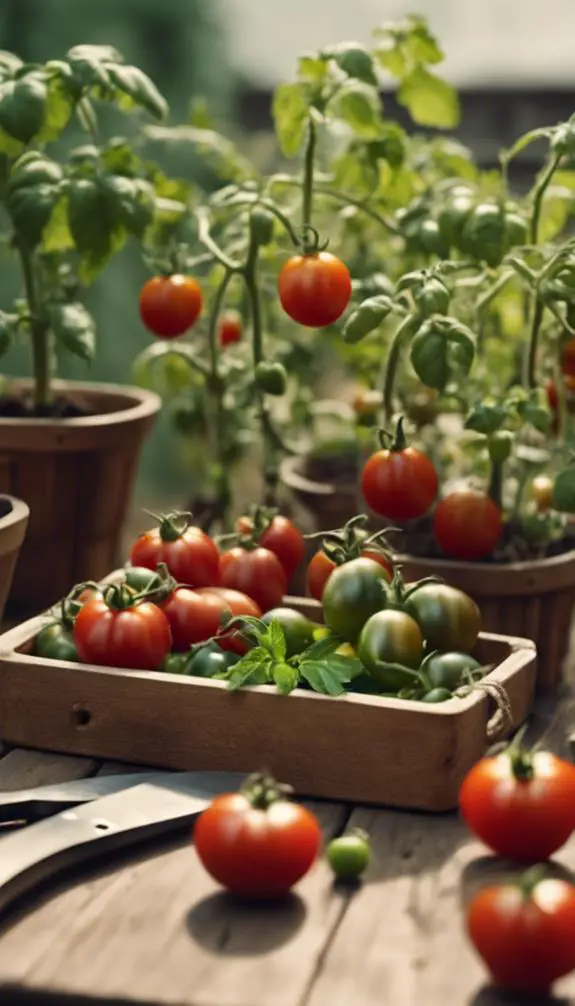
0 690 573 1006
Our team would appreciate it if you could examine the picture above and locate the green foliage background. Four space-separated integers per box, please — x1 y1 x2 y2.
0 0 231 496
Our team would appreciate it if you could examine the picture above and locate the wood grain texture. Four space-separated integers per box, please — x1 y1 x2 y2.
0 611 536 810
0 749 98 791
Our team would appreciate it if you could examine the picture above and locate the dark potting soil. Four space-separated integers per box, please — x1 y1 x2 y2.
393 512 575 565
0 394 94 420
0 497 12 520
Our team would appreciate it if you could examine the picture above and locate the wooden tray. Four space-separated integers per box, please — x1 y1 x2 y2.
0 594 536 811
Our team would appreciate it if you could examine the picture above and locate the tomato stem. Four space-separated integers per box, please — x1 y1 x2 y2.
18 244 51 410
103 583 138 611
205 269 235 529
524 296 544 390
381 315 422 424
241 770 293 808
301 118 317 253
487 458 504 508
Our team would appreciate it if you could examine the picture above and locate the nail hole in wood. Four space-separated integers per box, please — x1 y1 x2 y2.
71 705 92 729
94 821 110 831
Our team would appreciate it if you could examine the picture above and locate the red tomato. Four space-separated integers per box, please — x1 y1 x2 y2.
467 875 575 993
236 514 305 580
545 378 558 412
220 546 287 613
434 490 503 560
74 585 103 605
130 518 220 589
218 310 242 347
193 775 322 898
195 586 261 655
306 548 393 601
73 591 171 670
278 252 352 328
459 749 575 862
561 337 575 378
160 588 231 651
361 447 438 521
139 275 202 339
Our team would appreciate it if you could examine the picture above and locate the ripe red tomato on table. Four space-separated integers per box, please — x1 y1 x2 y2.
433 490 502 560
139 275 202 338
195 586 262 654
217 310 242 347
220 546 287 613
459 747 575 861
278 252 352 328
306 547 393 601
73 587 172 670
193 772 322 898
361 445 438 521
130 514 220 589
467 874 575 994
159 588 231 651
236 514 305 580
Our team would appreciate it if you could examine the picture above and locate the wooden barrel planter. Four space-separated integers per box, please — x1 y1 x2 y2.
0 495 29 621
396 549 575 692
0 380 160 613
280 453 361 532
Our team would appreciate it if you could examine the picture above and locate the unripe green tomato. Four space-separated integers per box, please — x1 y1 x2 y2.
255 361 288 395
326 829 371 881
249 207 275 246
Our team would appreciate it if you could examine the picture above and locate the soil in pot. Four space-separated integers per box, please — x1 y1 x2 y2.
0 393 94 420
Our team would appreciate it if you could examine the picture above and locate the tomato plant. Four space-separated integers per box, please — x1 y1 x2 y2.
459 741 575 861
220 546 287 613
73 583 172 670
193 772 321 898
130 512 220 588
433 490 503 560
139 275 203 338
467 871 575 993
217 310 242 347
278 252 352 328
361 420 438 522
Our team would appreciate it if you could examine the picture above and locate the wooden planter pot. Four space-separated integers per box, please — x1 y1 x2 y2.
0 495 29 621
397 549 575 693
280 454 360 532
0 592 535 811
0 380 160 612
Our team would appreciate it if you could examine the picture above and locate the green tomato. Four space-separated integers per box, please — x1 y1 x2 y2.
326 829 371 881
159 653 188 675
124 566 162 595
35 623 78 662
437 193 475 250
504 212 528 248
255 361 287 396
404 584 481 654
421 687 452 703
425 651 482 691
187 644 231 678
357 609 423 690
413 277 450 317
417 219 450 258
261 607 315 658
460 203 507 268
322 557 389 644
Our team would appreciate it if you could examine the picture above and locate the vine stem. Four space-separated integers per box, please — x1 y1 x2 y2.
530 153 562 244
205 269 235 531
488 458 504 508
18 245 50 410
243 230 278 505
302 117 316 247
268 174 398 234
525 296 544 389
381 315 422 424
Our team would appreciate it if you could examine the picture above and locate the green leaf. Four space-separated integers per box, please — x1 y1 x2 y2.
67 177 126 281
7 182 62 248
0 51 23 81
144 124 254 182
299 659 349 696
538 185 574 242
0 73 47 145
66 44 118 89
328 80 383 138
298 55 329 86
106 64 167 120
36 74 74 144
410 316 475 391
101 175 155 238
132 343 200 396
273 662 300 695
403 15 444 65
323 42 378 86
343 295 393 344
332 148 379 198
398 67 460 129
465 401 507 436
49 302 96 362
373 42 408 79
266 618 287 662
0 309 19 357
226 649 273 691
502 127 553 163
552 466 575 513
272 82 310 157
76 96 98 136
298 635 343 661
41 196 74 253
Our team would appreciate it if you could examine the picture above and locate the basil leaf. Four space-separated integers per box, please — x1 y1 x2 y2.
266 618 287 662
226 648 272 691
273 662 300 695
298 635 343 662
299 660 349 696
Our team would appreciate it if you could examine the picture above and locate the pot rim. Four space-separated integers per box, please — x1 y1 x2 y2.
396 547 575 596
0 494 29 553
0 378 161 430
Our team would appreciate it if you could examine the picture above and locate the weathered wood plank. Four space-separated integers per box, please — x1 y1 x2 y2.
0 749 98 790
0 802 349 1006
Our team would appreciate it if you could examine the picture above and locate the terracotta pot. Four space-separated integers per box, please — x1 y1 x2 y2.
0 380 160 612
280 453 361 532
397 548 575 692
0 495 29 620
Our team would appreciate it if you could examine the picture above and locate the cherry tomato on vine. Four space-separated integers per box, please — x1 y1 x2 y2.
193 772 322 898
236 514 305 580
467 874 575 994
531 474 554 512
218 310 242 347
220 546 287 613
73 585 172 670
433 490 503 560
306 547 392 602
159 588 232 651
278 252 352 328
459 746 575 862
361 443 438 522
196 586 262 654
139 275 203 338
130 512 220 588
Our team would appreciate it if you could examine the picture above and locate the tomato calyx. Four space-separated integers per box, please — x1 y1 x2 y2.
101 582 140 611
144 509 196 543
299 223 330 256
240 770 294 809
376 415 408 454
515 865 551 901
305 513 396 567
57 580 102 629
